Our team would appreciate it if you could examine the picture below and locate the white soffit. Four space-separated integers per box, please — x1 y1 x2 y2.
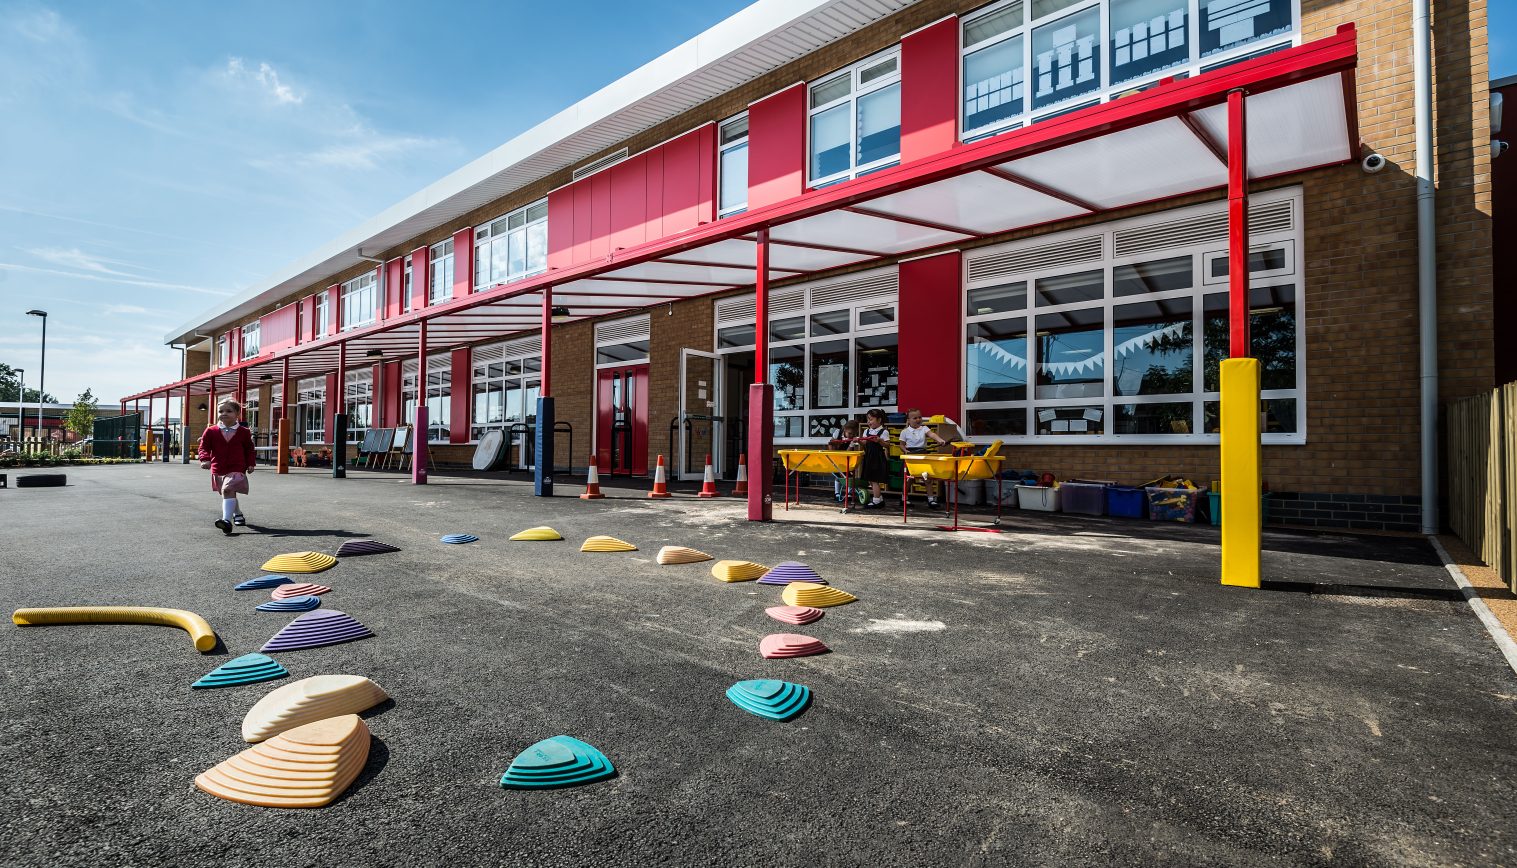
1191 74 1352 179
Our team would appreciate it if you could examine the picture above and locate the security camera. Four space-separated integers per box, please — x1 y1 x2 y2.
1361 153 1387 174
1495 140 1510 159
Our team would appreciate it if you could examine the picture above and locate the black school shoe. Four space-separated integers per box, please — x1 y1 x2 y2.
233 513 246 526
215 519 234 535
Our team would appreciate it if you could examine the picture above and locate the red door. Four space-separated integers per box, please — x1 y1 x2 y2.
596 365 649 476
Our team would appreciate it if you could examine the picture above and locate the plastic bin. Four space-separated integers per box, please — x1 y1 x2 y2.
1016 485 1060 511
1206 491 1271 527
989 476 1020 507
955 478 984 506
1146 486 1207 523
1060 482 1108 516
1106 486 1146 518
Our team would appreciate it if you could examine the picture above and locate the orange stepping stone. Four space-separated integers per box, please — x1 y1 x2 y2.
195 714 371 808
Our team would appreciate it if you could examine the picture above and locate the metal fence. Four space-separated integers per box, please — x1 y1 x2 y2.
92 413 142 459
1447 384 1517 591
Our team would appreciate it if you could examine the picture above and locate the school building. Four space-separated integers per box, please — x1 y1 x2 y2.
123 0 1496 532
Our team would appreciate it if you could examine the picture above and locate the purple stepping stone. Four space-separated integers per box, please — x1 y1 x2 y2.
757 561 827 586
260 610 375 652
336 539 401 557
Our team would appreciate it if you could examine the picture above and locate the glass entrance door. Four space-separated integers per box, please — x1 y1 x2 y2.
678 349 722 481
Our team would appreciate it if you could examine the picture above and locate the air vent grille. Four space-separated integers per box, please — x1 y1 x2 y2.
596 314 651 346
808 270 897 308
572 148 629 181
967 235 1103 283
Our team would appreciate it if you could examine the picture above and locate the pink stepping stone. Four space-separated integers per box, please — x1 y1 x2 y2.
759 633 829 659
271 582 332 600
765 605 825 626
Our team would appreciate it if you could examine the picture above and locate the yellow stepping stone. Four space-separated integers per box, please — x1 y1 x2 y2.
196 714 371 808
580 536 637 553
510 526 563 541
781 581 858 608
242 675 388 743
711 560 767 583
656 546 713 565
260 551 338 574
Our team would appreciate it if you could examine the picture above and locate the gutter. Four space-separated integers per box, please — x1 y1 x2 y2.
1413 0 1438 535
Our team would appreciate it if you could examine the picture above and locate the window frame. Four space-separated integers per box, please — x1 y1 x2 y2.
240 322 260 359
340 271 378 332
313 293 330 339
429 239 454 305
806 48 903 188
473 200 549 290
469 345 543 443
717 113 750 217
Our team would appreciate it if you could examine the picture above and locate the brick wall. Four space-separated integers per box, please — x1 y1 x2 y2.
182 350 210 437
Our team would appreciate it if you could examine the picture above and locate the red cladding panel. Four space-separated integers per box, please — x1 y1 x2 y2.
260 304 298 354
327 286 340 335
747 84 807 209
589 171 612 260
697 124 716 223
609 153 647 252
410 249 428 310
449 348 470 444
662 130 700 233
452 228 473 296
897 251 963 419
384 257 404 320
901 17 960 163
324 372 339 443
573 181 594 266
644 147 665 240
547 188 575 271
382 360 402 429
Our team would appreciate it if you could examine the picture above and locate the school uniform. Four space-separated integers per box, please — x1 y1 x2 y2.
859 425 891 484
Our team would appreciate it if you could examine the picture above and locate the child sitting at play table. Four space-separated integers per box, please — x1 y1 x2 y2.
899 408 948 509
827 419 861 503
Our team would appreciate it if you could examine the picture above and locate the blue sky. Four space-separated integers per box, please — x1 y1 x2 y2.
0 0 1511 410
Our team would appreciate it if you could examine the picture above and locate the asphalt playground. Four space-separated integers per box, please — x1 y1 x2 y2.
2 463 1515 867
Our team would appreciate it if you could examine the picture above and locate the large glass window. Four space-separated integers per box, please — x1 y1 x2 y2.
216 335 229 368
718 114 749 217
314 293 330 339
295 377 325 444
425 363 450 443
343 371 372 444
1110 0 1189 85
402 260 413 313
808 50 901 187
240 322 260 359
1200 0 1292 57
341 272 378 331
429 239 454 305
470 349 542 441
474 201 548 290
1031 6 1101 110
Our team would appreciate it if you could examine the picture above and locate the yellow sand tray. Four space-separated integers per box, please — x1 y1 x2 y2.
656 546 713 565
260 552 338 574
710 560 768 583
781 582 858 608
196 714 371 809
580 535 638 553
11 606 218 653
509 526 564 542
242 674 389 743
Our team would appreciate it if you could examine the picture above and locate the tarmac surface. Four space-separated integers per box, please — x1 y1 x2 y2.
2 463 1515 867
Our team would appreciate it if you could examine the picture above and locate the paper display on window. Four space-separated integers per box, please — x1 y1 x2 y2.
817 364 845 407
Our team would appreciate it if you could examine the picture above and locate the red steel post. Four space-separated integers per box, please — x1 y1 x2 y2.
747 228 773 521
414 320 428 484
1227 88 1250 359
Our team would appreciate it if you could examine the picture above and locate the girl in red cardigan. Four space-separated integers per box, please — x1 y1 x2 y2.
198 399 257 535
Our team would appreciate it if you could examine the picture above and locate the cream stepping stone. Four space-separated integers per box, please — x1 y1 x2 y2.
510 526 563 541
196 714 371 808
656 546 713 565
241 675 388 743
711 560 768 582
781 582 858 608
580 536 637 552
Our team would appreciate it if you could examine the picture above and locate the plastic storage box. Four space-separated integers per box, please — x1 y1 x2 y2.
1146 486 1207 522
990 475 1020 507
954 479 984 506
1016 485 1060 511
1106 486 1146 518
1060 482 1109 516
1206 491 1271 527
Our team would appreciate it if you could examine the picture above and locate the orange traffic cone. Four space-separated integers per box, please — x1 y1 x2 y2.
580 452 605 500
697 454 719 498
730 453 748 497
648 454 672 498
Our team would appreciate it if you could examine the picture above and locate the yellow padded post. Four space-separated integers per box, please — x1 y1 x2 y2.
1220 358 1262 588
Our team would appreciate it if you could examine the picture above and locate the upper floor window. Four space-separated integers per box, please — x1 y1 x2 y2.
240 322 260 359
808 50 901 187
718 114 749 217
429 239 454 304
340 271 378 331
402 260 413 313
474 201 547 290
216 335 229 368
314 293 330 339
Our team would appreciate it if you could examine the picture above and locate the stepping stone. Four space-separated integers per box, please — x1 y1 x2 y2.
509 526 563 541
241 674 389 743
759 633 830 659
765 605 825 626
655 546 712 565
271 583 331 600
256 595 322 613
236 575 294 591
196 714 371 808
758 561 827 586
261 552 338 574
192 653 289 689
711 560 767 583
260 610 374 654
580 536 637 552
781 582 858 608
500 736 615 790
440 534 478 545
336 540 401 557
726 679 811 721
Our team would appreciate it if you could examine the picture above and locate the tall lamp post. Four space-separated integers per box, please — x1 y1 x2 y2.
25 310 46 442
12 368 22 437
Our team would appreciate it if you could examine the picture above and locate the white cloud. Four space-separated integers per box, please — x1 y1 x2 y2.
224 57 302 105
0 261 232 296
26 246 140 277
103 303 148 315
289 134 444 171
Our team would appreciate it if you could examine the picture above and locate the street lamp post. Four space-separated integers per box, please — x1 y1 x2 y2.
13 368 22 437
25 310 46 443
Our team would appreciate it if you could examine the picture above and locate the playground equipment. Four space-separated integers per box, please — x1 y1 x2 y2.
192 653 289 689
765 605 824 626
759 634 829 659
656 546 712 565
509 526 563 541
271 583 331 600
197 714 372 808
777 449 863 512
260 552 338 574
256 595 322 613
500 735 616 790
757 562 826 586
899 445 1006 532
440 534 479 545
781 582 857 608
580 536 637 552
726 679 811 721
336 540 401 557
236 575 294 591
260 610 374 653
711 560 767 582
11 605 218 653
241 674 389 743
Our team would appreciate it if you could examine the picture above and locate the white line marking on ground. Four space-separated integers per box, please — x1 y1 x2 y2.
850 618 947 634
1430 536 1517 680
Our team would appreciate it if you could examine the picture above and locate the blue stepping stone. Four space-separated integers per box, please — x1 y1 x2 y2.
236 575 295 591
440 534 479 545
500 736 616 790
255 595 323 613
726 679 811 721
192 653 289 689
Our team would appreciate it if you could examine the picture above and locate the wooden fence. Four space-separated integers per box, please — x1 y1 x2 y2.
1447 383 1517 591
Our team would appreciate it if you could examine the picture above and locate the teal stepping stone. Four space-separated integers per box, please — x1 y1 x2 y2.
726 679 811 721
500 736 615 790
191 653 289 689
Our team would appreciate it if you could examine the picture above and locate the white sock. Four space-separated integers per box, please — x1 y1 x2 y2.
221 499 236 522
231 496 241 517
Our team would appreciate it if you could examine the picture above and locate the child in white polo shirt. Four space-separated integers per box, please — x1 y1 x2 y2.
899 408 946 508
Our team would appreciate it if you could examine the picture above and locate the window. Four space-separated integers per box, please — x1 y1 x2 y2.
470 342 542 441
963 187 1305 443
295 377 325 444
216 335 229 368
961 0 1298 139
429 239 454 305
240 322 260 359
314 293 330 339
718 114 749 216
401 357 451 443
402 260 413 313
808 50 901 187
595 315 652 367
343 370 372 444
474 201 548 290
340 272 378 331
244 393 260 432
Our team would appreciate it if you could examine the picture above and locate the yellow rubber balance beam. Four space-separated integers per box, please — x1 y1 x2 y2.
12 606 219 653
